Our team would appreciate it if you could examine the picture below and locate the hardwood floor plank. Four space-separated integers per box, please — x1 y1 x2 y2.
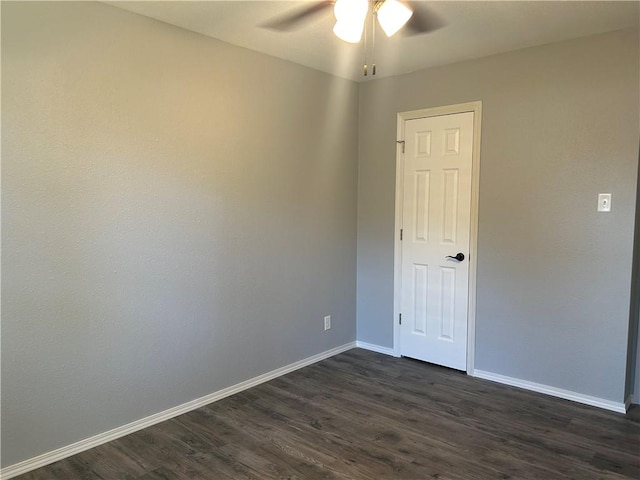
12 349 640 480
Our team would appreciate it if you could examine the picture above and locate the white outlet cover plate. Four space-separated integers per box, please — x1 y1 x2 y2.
598 193 612 212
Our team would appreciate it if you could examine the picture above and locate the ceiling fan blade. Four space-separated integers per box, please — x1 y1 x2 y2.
261 1 334 32
402 3 446 36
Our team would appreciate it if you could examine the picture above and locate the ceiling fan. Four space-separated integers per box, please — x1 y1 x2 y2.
263 0 444 76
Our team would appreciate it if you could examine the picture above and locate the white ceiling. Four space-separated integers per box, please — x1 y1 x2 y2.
109 1 639 82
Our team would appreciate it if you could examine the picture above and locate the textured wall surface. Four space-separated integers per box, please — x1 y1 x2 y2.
2 2 358 467
357 28 639 403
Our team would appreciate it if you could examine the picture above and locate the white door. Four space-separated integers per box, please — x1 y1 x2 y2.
399 111 474 370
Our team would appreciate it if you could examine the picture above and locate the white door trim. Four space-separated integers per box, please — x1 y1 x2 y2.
393 101 482 375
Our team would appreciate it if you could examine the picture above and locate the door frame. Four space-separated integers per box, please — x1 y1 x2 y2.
393 101 482 375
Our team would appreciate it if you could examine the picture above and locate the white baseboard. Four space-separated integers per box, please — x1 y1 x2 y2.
356 341 397 356
0 342 357 480
472 369 627 414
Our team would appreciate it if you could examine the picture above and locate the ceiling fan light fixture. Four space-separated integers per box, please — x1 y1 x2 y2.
377 0 413 37
333 0 368 43
333 0 369 21
333 19 365 43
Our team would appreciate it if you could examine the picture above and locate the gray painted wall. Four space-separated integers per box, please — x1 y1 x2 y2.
2 2 358 467
357 28 639 403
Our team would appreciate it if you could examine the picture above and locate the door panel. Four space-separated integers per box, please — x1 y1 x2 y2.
400 112 474 370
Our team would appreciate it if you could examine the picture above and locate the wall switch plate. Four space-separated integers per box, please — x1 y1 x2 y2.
324 315 331 331
597 193 612 212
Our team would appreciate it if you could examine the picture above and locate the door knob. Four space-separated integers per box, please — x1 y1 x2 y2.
445 253 465 261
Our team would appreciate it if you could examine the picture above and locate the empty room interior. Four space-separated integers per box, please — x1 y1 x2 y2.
2 1 640 479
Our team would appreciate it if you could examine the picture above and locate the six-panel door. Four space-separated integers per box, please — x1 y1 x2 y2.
400 112 474 371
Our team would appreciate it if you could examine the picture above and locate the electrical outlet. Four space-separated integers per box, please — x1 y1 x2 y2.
324 315 331 331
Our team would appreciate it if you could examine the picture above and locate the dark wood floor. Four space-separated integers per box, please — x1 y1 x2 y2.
14 348 640 479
